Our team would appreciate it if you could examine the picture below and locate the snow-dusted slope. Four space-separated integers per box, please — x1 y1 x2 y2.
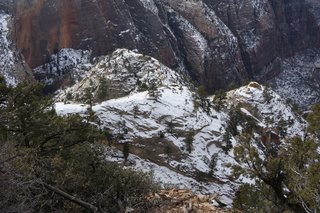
0 12 16 85
32 48 92 87
0 12 32 85
227 82 307 136
55 49 307 205
56 49 184 102
269 48 320 109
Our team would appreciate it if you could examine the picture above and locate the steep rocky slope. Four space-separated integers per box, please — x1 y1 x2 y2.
1 0 320 107
5 0 319 93
0 11 33 85
55 49 307 205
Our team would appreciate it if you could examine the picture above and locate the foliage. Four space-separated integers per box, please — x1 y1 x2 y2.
132 104 140 118
184 129 194 153
84 87 94 110
227 83 238 91
95 76 109 102
148 79 161 101
208 153 218 176
276 119 288 138
0 80 158 212
138 82 148 92
122 142 130 162
222 130 233 153
1 142 158 213
196 85 209 106
307 103 320 136
194 85 211 113
242 119 257 135
233 182 278 213
230 112 320 213
165 119 176 133
212 89 226 111
226 105 244 136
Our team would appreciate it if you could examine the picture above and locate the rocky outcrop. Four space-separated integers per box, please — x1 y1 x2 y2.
12 0 248 92
204 0 320 82
5 0 320 93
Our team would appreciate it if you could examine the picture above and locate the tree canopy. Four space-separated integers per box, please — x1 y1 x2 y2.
0 77 158 212
230 104 320 212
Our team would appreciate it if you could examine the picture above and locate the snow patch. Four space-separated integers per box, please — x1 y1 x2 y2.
139 0 159 15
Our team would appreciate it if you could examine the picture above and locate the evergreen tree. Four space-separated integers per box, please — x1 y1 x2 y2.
307 103 320 137
84 87 93 110
123 142 130 162
132 105 140 118
0 81 158 212
196 85 209 108
230 125 320 212
212 89 226 111
227 105 243 136
148 80 160 101
208 153 218 176
95 76 109 102
222 130 233 153
184 129 194 153
165 119 175 133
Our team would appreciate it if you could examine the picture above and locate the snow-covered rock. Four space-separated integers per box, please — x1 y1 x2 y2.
54 49 307 206
269 48 320 109
32 48 92 88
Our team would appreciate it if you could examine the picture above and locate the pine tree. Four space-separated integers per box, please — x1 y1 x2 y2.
222 129 232 153
230 126 320 212
184 129 194 153
307 103 320 137
95 76 109 102
148 80 160 101
123 142 130 162
132 105 140 118
0 81 158 212
84 87 93 110
212 89 226 111
196 85 209 108
227 105 243 136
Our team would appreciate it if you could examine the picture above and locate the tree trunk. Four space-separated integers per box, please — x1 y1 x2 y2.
43 183 106 213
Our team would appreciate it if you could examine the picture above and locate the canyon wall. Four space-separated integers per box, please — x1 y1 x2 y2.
5 0 320 92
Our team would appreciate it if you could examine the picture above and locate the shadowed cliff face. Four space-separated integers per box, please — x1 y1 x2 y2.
10 0 320 92
13 0 247 92
204 0 320 81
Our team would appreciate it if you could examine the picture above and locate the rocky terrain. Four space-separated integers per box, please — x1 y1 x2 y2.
54 49 307 205
0 0 320 107
0 0 320 210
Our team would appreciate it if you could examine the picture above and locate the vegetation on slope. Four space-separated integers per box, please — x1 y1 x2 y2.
230 104 320 212
0 77 158 213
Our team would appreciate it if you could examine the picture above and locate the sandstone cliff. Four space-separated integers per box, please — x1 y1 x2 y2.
4 0 320 94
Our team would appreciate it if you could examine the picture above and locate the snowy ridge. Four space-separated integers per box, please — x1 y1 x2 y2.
227 82 307 136
56 85 237 204
54 49 307 206
56 49 184 102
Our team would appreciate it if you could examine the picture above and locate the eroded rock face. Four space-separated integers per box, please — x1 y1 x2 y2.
8 0 320 92
12 0 247 92
0 11 34 85
205 0 320 81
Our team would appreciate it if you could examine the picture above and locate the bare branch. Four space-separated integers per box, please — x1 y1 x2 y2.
42 182 105 213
